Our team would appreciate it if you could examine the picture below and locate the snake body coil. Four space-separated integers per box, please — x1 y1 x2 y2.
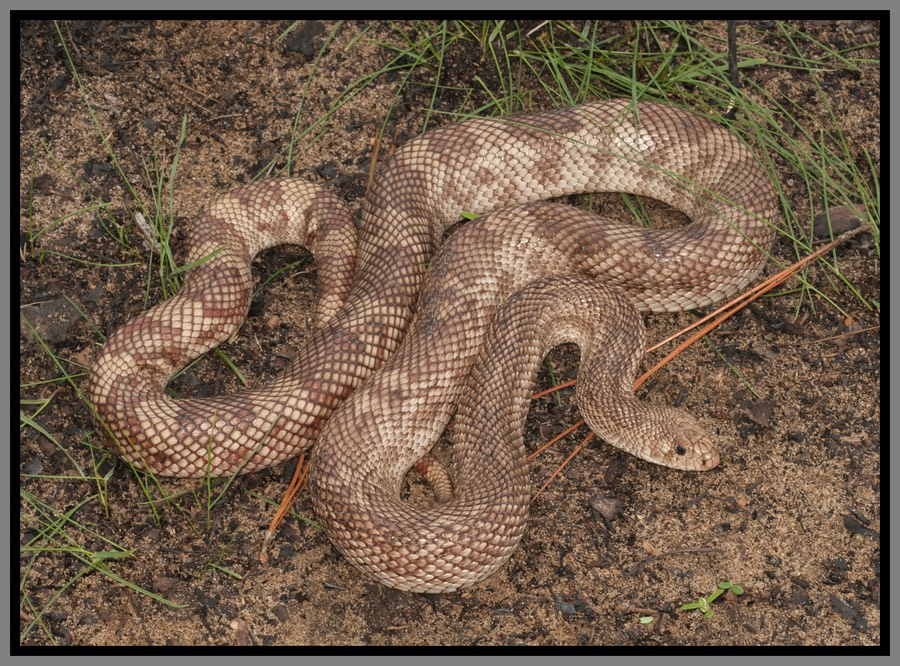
90 100 777 591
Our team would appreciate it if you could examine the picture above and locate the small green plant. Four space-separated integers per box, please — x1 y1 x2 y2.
680 581 745 619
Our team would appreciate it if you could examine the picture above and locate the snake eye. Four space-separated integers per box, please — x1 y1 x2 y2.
675 445 686 456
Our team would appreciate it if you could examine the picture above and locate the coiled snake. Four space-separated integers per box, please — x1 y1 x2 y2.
89 99 777 592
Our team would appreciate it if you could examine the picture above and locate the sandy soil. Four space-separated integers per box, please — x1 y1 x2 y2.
19 19 880 647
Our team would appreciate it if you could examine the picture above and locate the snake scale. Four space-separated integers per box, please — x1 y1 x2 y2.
89 99 777 592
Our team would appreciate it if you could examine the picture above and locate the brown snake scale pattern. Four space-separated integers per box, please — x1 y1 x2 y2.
89 99 777 592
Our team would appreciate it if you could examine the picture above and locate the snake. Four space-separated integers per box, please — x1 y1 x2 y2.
89 99 777 592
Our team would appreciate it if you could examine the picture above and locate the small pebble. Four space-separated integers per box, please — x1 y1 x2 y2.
589 495 624 521
812 204 866 239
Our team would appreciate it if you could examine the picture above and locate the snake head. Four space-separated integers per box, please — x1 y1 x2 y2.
583 401 721 472
652 409 720 472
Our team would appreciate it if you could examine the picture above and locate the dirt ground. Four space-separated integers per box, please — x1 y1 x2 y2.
19 20 880 648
